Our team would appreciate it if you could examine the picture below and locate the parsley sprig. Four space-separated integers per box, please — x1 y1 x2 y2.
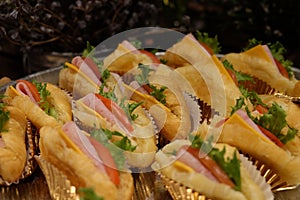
78 188 103 200
254 103 298 144
90 127 136 170
222 60 254 83
33 81 58 119
189 135 241 191
195 31 221 54
0 101 9 132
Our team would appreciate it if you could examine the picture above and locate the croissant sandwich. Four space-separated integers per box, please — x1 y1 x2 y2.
39 121 134 200
0 105 27 183
73 92 157 168
222 39 300 96
204 90 300 185
152 139 267 200
3 80 72 129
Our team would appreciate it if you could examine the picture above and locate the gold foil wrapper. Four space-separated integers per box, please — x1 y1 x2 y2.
239 76 277 95
159 173 211 200
0 120 38 186
243 153 297 192
35 155 79 200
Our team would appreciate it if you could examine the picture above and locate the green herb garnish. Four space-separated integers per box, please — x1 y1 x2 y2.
78 187 103 200
135 64 154 85
149 85 167 105
239 87 267 107
0 102 9 132
195 31 221 54
33 81 58 119
82 42 95 58
189 135 241 191
119 99 143 121
90 127 136 169
230 97 246 116
255 103 298 144
222 60 254 83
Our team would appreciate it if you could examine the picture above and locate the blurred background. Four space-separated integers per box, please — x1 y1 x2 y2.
1 0 300 80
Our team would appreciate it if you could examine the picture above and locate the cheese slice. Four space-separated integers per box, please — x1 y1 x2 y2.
65 62 99 89
243 45 273 64
57 128 83 154
173 160 195 173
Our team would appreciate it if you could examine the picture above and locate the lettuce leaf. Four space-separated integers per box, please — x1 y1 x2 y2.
195 31 221 54
189 135 241 191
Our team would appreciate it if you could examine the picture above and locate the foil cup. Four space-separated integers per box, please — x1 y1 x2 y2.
242 152 297 192
0 120 38 186
34 155 79 200
239 76 277 95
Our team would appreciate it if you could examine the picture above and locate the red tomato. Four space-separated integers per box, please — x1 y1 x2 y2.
17 80 41 102
94 93 113 110
258 125 284 148
139 49 161 64
274 59 289 79
225 68 238 86
186 147 235 188
89 137 120 186
255 105 268 114
199 42 214 55
94 93 134 132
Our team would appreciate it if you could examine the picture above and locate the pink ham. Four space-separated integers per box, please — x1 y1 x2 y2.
0 138 5 148
176 147 218 182
72 56 101 86
129 80 149 94
236 109 270 141
121 40 139 53
81 94 133 134
62 121 106 173
262 45 277 66
15 82 38 104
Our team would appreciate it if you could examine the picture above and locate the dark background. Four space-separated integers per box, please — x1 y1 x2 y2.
1 0 300 80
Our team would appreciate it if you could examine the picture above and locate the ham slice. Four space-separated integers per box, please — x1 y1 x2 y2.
236 109 270 141
72 56 102 86
81 94 132 134
15 82 38 104
62 121 106 173
0 138 5 148
177 147 218 182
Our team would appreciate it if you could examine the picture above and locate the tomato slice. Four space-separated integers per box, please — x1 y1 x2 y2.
94 93 134 132
199 42 214 55
225 68 238 86
255 105 268 114
258 125 284 148
88 137 120 186
17 80 41 102
139 49 161 64
186 147 235 188
274 59 289 79
94 93 113 110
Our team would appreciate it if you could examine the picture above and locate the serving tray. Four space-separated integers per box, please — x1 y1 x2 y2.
0 66 300 200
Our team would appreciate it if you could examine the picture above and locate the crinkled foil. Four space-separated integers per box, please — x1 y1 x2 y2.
0 120 38 186
239 76 277 95
34 156 79 200
243 152 297 192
